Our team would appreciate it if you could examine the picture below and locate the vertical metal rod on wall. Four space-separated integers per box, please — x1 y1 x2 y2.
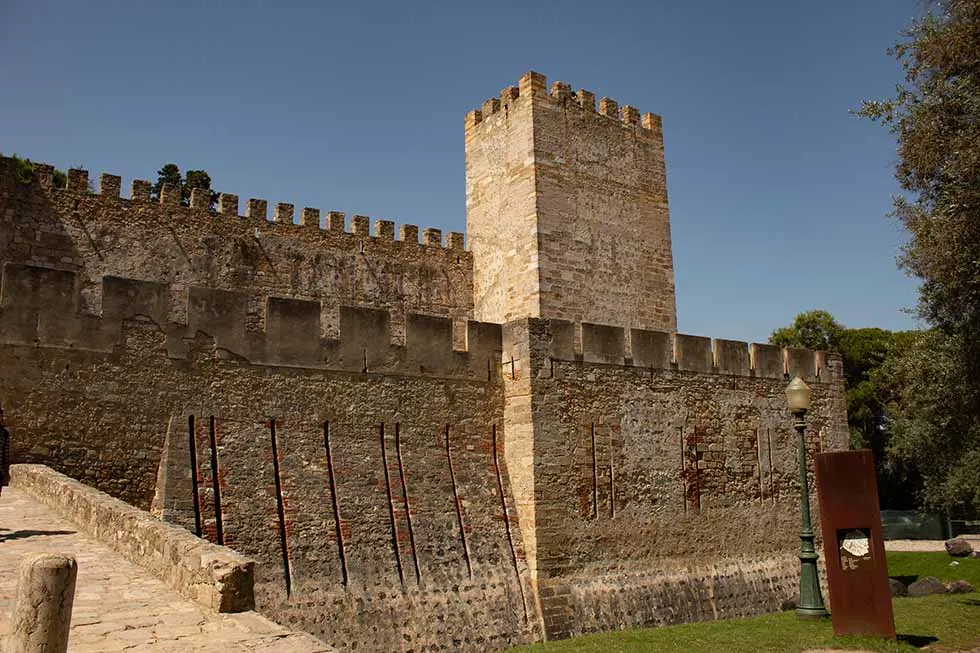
208 416 224 545
322 421 349 587
269 418 292 596
187 415 202 538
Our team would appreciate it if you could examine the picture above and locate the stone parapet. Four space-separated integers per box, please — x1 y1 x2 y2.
503 317 840 385
0 158 463 252
0 263 502 380
10 464 256 613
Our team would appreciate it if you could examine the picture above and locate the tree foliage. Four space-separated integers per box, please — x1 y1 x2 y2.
769 310 844 352
6 154 68 188
769 311 918 508
880 330 980 512
858 0 980 514
151 163 216 208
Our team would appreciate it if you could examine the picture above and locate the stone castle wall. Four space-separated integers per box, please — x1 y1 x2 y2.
466 72 676 331
0 157 474 344
0 162 534 650
501 318 847 639
0 259 537 652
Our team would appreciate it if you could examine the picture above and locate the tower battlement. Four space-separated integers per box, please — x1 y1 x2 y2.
465 70 676 332
466 71 663 144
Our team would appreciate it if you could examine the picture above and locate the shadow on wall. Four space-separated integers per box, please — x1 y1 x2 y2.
0 160 90 492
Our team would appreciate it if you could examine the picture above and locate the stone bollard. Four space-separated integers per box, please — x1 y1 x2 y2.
7 554 77 653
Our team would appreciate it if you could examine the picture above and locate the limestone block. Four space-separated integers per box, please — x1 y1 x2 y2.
630 329 672 369
713 339 750 375
406 313 454 374
674 334 713 372
945 538 973 557
187 287 249 356
265 297 321 364
582 323 625 365
7 553 77 653
338 306 390 372
785 347 816 382
908 576 946 597
751 343 784 379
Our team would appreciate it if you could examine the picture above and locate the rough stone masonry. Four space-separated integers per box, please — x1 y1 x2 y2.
0 70 847 652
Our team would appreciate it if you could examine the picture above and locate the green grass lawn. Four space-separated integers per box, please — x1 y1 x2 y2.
886 551 980 587
507 553 980 653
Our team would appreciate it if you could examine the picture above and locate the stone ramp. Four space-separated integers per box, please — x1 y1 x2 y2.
0 487 334 652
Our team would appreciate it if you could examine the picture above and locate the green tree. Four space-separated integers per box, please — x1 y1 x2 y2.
879 330 979 512
858 0 980 514
6 154 68 188
769 312 918 507
151 163 216 209
151 163 182 201
183 170 217 208
769 310 844 352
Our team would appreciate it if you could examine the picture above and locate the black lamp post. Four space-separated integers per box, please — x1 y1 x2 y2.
786 376 828 619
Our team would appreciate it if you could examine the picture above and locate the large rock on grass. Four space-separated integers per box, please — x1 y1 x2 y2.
945 538 974 557
888 578 908 597
908 576 947 597
946 580 976 594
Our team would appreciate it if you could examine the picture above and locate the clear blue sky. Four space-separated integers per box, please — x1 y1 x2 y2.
0 0 922 344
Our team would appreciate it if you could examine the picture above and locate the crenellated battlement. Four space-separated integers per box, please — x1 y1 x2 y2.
0 259 836 385
1 157 465 251
465 71 663 142
0 155 475 330
503 318 839 384
0 263 498 380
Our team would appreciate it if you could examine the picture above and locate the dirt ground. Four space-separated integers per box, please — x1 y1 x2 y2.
885 534 980 552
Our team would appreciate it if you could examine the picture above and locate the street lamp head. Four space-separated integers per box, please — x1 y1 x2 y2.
786 377 812 413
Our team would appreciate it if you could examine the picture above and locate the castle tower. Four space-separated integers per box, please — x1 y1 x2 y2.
465 71 677 331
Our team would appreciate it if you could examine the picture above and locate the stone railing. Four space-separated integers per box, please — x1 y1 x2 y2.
10 464 255 613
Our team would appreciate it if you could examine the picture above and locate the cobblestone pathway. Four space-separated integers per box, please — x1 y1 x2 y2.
0 487 333 652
